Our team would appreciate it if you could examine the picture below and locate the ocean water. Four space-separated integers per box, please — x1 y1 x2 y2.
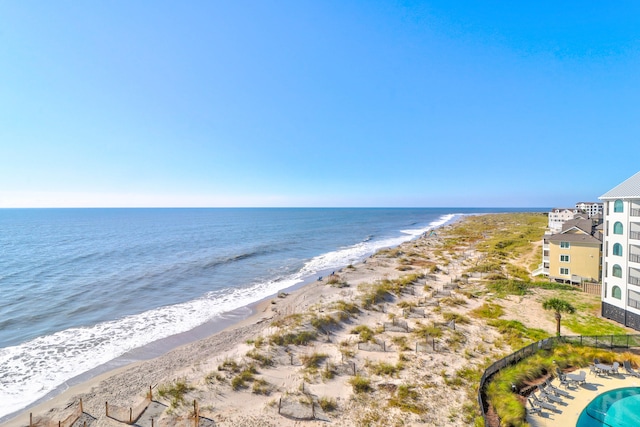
0 207 536 420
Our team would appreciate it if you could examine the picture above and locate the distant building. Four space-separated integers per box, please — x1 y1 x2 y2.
538 217 602 283
575 202 604 218
600 171 640 331
548 208 581 233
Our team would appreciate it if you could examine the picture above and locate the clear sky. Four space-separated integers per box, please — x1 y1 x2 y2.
1 1 638 208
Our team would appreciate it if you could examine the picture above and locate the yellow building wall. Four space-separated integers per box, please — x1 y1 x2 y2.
548 241 601 282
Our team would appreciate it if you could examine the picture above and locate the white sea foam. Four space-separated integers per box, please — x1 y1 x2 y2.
0 213 460 419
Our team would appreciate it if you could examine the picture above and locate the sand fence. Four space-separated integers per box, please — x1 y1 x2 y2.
25 386 215 427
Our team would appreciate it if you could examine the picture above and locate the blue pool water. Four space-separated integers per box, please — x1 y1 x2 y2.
577 387 640 427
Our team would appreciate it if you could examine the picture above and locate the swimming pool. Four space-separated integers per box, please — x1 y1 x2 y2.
576 387 640 427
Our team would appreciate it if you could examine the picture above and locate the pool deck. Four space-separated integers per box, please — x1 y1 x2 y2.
526 369 640 426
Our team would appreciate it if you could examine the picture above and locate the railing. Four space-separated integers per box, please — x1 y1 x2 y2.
630 253 640 264
630 208 640 217
478 334 640 427
630 276 640 286
631 231 640 240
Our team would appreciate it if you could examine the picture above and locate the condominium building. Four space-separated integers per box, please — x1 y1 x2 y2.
575 202 604 218
548 208 581 233
541 218 602 283
600 171 640 331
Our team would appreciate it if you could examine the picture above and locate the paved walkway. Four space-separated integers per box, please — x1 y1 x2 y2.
526 369 640 426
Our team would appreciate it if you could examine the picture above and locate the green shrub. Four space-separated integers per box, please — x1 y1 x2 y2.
319 396 337 412
157 379 195 408
349 375 372 394
351 325 375 342
269 330 317 346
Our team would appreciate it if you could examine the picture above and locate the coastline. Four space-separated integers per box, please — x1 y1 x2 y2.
2 215 465 426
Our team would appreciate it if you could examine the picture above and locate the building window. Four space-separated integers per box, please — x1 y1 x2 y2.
613 264 623 278
629 289 640 309
615 200 624 213
560 255 570 262
613 286 622 299
560 241 570 249
560 267 570 275
614 222 624 235
613 243 623 256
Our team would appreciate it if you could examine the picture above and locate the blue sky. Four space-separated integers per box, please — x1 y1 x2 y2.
1 1 638 208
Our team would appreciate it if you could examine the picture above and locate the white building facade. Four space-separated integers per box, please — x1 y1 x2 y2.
575 202 603 218
600 171 640 331
548 208 580 233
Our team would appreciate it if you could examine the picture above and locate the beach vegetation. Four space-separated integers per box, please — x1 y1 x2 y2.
360 280 393 308
206 372 226 383
446 330 467 351
251 378 271 395
470 302 504 319
270 313 304 328
300 352 328 373
245 349 274 367
376 248 403 258
486 279 531 297
218 358 241 373
442 311 471 325
349 374 372 394
157 379 195 409
488 319 549 348
332 300 360 315
321 362 337 380
440 296 467 306
310 314 340 332
412 321 443 339
350 325 375 342
231 365 257 390
391 335 411 351
367 360 404 377
505 264 531 281
319 396 337 412
269 330 317 346
387 384 425 414
339 340 356 358
326 274 349 287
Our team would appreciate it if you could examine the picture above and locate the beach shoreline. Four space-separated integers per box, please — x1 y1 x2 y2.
2 215 466 427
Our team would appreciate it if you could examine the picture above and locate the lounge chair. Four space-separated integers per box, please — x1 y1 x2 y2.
530 394 559 412
542 380 571 398
526 399 542 416
526 399 543 417
624 360 640 378
537 389 563 405
555 368 570 388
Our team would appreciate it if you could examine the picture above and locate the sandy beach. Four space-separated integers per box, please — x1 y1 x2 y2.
2 213 619 427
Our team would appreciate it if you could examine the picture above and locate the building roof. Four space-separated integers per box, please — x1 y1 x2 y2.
546 232 602 244
562 219 594 234
600 171 640 200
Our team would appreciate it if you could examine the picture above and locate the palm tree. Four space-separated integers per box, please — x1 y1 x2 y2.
542 298 576 337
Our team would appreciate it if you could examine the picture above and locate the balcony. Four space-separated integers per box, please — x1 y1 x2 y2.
631 276 640 286
631 253 640 264
631 231 640 240
631 208 640 217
